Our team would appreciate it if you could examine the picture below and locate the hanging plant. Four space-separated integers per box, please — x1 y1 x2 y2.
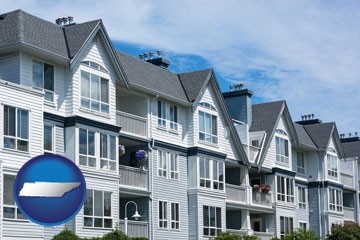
135 150 148 169
119 145 126 157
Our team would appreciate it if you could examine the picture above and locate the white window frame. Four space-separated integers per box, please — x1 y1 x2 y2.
158 150 167 177
199 157 224 191
297 186 306 209
32 60 55 102
198 110 218 144
327 153 338 178
328 188 343 212
298 221 307 230
280 216 293 239
277 176 294 203
275 136 289 164
100 133 117 171
83 189 112 228
44 124 54 153
169 153 179 180
170 202 180 230
3 105 29 152
80 70 109 114
78 128 96 168
3 174 27 220
157 101 167 127
203 205 222 237
158 200 168 229
297 152 305 175
169 104 178 131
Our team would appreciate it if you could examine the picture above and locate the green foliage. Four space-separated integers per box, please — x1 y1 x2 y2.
270 237 280 240
284 229 319 240
102 229 129 240
52 229 80 240
212 232 260 240
327 223 360 240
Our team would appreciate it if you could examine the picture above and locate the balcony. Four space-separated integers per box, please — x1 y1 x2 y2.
119 165 148 190
116 111 147 138
226 184 247 204
343 207 356 221
341 173 354 189
119 220 148 238
251 190 272 208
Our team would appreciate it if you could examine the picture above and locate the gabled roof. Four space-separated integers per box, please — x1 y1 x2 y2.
303 122 345 158
294 123 317 150
178 69 212 102
342 140 360 159
250 100 298 169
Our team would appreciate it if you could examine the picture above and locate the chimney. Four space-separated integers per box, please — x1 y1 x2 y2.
295 114 322 125
55 16 75 26
340 131 360 143
223 85 253 125
68 16 74 25
62 17 68 25
55 18 62 26
146 49 170 69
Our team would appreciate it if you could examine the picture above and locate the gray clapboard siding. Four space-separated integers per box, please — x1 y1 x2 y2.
0 54 20 84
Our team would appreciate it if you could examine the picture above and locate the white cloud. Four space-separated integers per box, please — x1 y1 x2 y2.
1 0 359 134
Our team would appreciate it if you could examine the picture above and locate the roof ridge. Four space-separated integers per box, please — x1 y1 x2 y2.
178 68 212 75
252 100 286 106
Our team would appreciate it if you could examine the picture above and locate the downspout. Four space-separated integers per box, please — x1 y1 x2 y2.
354 157 359 222
318 150 326 240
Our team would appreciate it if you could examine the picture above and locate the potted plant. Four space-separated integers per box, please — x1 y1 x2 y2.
253 184 260 192
135 150 148 169
260 184 271 193
118 145 126 157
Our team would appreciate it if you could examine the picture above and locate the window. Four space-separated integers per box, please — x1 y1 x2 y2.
169 105 178 131
298 186 306 209
100 134 116 171
203 206 221 236
32 60 54 101
199 157 224 191
84 189 112 228
79 128 96 168
277 176 294 203
198 111 218 144
327 154 338 178
170 153 179 180
4 105 29 152
280 216 293 239
276 136 289 164
251 140 259 147
213 160 224 190
159 201 168 228
297 152 305 174
199 102 216 111
299 222 307 230
157 101 167 127
81 61 108 73
44 124 53 153
158 150 167 177
329 188 343 212
171 202 179 229
3 174 26 220
81 71 109 113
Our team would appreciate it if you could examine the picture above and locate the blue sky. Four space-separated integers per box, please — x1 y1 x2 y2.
2 0 360 136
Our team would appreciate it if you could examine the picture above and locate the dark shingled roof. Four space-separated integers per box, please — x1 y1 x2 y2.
342 140 360 159
178 69 212 102
294 123 317 150
0 9 99 59
303 122 335 150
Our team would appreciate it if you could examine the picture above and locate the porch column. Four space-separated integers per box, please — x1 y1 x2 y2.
241 209 253 235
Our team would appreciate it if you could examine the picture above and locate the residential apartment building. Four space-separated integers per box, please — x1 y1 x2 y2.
0 9 359 240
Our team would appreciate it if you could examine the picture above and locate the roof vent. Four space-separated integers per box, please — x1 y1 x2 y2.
55 16 75 26
139 54 144 60
145 50 170 69
296 114 322 125
230 83 244 91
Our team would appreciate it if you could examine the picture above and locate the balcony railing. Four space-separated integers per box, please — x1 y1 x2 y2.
119 165 148 190
254 232 274 240
340 173 354 189
252 190 272 207
119 220 148 238
116 111 147 137
343 207 355 221
226 184 247 203
249 146 261 163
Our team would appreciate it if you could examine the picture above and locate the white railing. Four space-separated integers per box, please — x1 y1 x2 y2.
226 229 249 235
252 190 272 207
254 232 274 240
116 111 147 137
249 146 260 162
340 173 354 188
343 207 355 220
119 220 148 238
226 184 247 203
119 165 148 190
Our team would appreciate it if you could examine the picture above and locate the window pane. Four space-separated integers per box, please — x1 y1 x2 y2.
200 158 204 178
17 109 29 139
88 131 95 156
157 101 161 118
104 192 111 217
32 61 43 88
79 128 87 154
199 111 204 132
203 206 209 227
84 217 93 227
4 106 15 136
213 161 217 180
81 71 90 98
17 140 29 152
100 78 108 103
210 206 215 227
212 115 217 135
3 207 15 219
104 219 112 228
94 190 103 216
91 75 100 101
109 136 116 160
205 113 211 134
216 207 221 228
4 175 15 205
94 218 103 227
44 63 54 91
100 134 107 158
84 189 93 215
44 125 53 151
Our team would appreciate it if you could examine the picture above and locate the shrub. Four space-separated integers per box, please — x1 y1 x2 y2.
102 229 129 240
327 223 360 240
212 232 260 240
52 229 80 240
